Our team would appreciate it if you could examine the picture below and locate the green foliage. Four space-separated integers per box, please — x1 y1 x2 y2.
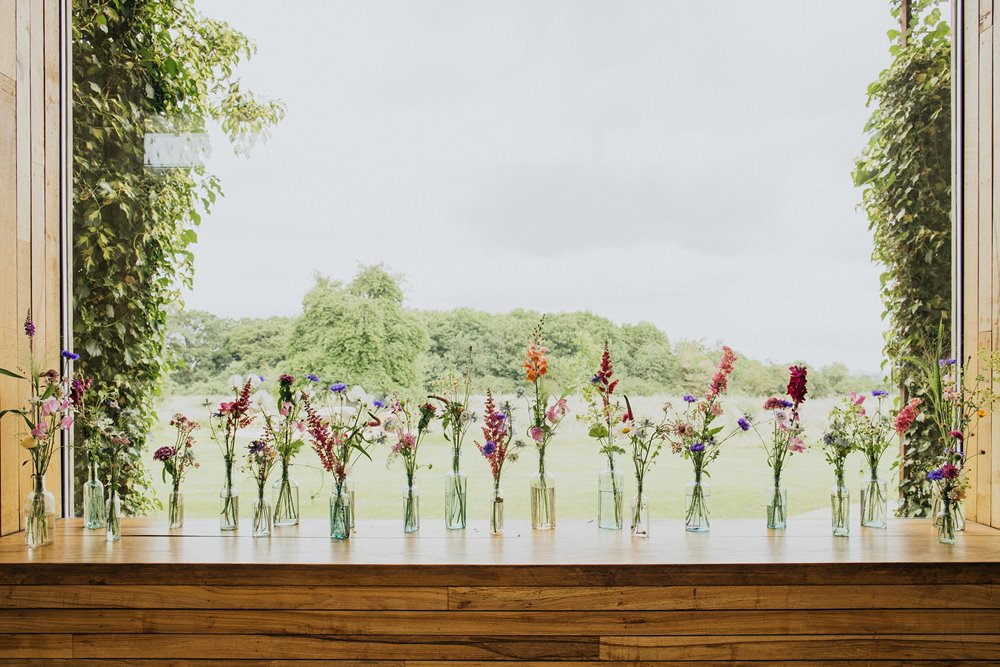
72 0 283 514
852 0 951 516
167 266 882 400
286 270 427 391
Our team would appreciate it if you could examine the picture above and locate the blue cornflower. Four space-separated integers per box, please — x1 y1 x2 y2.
61 350 79 360
872 389 889 397
307 374 320 382
682 394 697 403
590 375 602 385
737 416 751 431
372 399 386 408
939 358 957 367
689 442 705 453
927 468 944 481
330 383 347 393
481 440 497 457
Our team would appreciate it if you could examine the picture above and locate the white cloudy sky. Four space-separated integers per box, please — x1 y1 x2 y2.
185 0 899 373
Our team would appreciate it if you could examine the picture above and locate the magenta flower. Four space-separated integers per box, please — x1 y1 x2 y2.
529 427 545 442
153 446 177 462
787 437 805 453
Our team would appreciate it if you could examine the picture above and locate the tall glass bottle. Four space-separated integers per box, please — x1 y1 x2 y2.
444 449 467 530
272 457 299 527
25 475 55 548
685 471 710 533
860 467 888 529
220 456 239 531
598 463 624 530
767 477 787 530
490 484 504 535
330 481 351 541
83 459 106 530
403 478 420 533
106 488 121 542
530 452 556 530
831 473 850 537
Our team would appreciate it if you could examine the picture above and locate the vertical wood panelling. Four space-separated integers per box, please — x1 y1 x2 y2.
965 0 982 523
0 0 63 534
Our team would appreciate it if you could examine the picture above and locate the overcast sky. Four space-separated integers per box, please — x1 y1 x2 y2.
185 1 899 373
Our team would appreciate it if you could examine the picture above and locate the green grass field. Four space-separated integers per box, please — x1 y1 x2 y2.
142 393 899 525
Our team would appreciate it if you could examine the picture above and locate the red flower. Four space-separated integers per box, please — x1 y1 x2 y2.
893 398 922 434
787 365 808 405
707 346 737 398
940 463 960 480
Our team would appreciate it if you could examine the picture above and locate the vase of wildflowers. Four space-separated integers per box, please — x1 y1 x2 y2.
386 400 435 533
524 319 570 530
928 451 968 544
622 397 669 537
245 439 278 537
262 374 306 527
304 383 383 540
750 366 808 530
432 363 474 531
153 413 200 529
103 433 132 542
668 347 741 533
822 404 855 537
70 375 106 530
580 343 626 530
478 390 523 535
210 376 258 531
0 315 76 548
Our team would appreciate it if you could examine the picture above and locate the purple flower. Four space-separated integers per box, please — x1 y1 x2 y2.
927 468 944 481
372 399 386 408
939 358 957 367
872 389 889 397
61 350 79 361
737 416 751 431
590 375 601 385
307 374 320 382
248 440 266 455
330 383 347 393
690 442 705 453
23 314 34 338
481 440 497 456
682 394 697 403
153 446 176 462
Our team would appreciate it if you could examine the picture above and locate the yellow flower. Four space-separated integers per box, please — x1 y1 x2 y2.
19 437 37 450
977 409 987 417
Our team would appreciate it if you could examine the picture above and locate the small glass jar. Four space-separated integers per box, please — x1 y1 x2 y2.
938 499 957 544
630 492 649 537
83 460 106 530
168 490 184 529
490 485 504 535
403 482 420 533
444 468 468 530
252 495 272 538
329 485 351 541
530 471 556 530
685 478 710 533
860 472 888 529
831 483 850 537
25 475 55 548
766 484 787 530
598 466 624 530
106 491 121 542
272 466 299 527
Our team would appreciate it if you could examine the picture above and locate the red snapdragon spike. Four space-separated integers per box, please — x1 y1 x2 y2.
787 365 808 405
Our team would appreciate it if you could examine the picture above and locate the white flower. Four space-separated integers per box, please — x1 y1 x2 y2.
252 391 275 411
347 385 369 403
250 375 264 388
227 374 244 390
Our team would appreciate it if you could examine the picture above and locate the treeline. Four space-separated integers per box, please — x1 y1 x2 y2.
165 266 883 398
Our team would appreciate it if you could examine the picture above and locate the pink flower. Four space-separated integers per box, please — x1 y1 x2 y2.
280 401 292 416
787 437 805 453
530 427 545 442
545 398 568 424
710 403 723 417
31 423 47 439
40 397 60 416
60 415 74 430
949 430 964 441
940 463 960 480
295 421 307 433
851 392 865 406
894 398 923 434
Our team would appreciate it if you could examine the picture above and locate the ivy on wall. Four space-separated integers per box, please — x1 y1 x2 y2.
853 0 951 516
72 0 283 513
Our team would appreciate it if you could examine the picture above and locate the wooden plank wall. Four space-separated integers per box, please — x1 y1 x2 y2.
0 0 63 536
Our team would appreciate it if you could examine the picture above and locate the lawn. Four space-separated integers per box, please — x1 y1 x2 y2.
142 393 899 526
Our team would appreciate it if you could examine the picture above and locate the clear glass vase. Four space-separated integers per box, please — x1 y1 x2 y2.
106 490 121 542
403 481 420 533
860 470 888 529
219 459 239 532
831 481 850 537
272 463 299 527
329 484 351 541
444 465 467 530
938 498 956 544
25 474 55 548
345 473 357 532
630 492 649 537
530 470 556 530
766 483 787 530
168 490 184 529
598 465 624 530
685 476 710 533
252 491 272 538
490 484 504 535
83 461 105 530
